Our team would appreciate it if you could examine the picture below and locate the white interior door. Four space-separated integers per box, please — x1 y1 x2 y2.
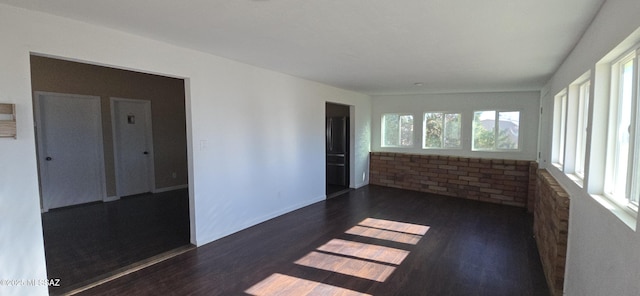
35 92 106 210
112 98 154 197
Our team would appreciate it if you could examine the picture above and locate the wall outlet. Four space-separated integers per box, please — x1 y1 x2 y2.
172 172 177 179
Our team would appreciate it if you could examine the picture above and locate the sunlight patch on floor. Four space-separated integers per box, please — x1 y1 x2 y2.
246 218 430 295
345 225 423 245
345 218 430 245
358 218 430 235
295 251 396 282
317 239 409 265
245 273 370 296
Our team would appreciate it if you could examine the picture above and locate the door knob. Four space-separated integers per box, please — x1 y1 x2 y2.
143 151 149 155
45 157 52 161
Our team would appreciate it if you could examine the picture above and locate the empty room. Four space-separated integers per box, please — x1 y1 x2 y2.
1 1 640 296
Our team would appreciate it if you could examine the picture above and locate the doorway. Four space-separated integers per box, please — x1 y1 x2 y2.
30 55 191 295
326 102 350 198
111 98 155 197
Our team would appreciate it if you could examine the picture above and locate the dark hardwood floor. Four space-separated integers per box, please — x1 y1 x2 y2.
326 184 351 199
41 189 191 295
327 184 350 196
78 185 549 296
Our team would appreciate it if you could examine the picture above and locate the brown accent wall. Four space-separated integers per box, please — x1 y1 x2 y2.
369 152 532 207
30 56 188 196
534 169 569 296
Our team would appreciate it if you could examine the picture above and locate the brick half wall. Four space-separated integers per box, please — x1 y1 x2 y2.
534 169 569 296
369 152 535 207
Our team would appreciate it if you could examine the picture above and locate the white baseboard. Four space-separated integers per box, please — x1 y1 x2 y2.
353 181 369 189
194 194 325 247
153 184 189 193
104 195 120 202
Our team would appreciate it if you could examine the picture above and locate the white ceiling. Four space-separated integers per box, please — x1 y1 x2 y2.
2 0 605 95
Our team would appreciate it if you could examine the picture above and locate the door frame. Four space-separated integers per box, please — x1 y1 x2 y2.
110 97 156 198
34 91 107 212
325 102 352 197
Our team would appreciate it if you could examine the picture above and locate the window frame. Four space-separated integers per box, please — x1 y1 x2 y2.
574 80 590 179
471 110 521 152
603 49 639 214
381 113 415 148
552 90 568 168
422 112 462 149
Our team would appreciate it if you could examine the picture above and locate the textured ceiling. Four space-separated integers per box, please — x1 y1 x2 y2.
1 0 605 95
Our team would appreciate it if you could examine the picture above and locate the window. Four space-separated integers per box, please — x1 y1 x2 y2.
575 80 590 178
472 110 520 151
552 92 567 166
381 113 414 147
604 51 639 212
423 112 461 149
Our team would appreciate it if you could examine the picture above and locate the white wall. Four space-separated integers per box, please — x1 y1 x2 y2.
540 0 640 295
372 92 540 160
0 4 370 296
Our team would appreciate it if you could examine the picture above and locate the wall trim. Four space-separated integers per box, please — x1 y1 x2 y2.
154 184 189 193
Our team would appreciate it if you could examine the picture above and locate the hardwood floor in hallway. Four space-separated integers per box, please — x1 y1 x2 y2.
78 185 549 296
41 189 191 295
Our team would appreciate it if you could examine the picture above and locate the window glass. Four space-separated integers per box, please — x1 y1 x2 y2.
498 111 520 149
382 114 414 147
423 112 461 149
551 91 568 167
558 95 567 165
473 111 496 150
606 59 633 200
473 111 519 151
575 81 590 178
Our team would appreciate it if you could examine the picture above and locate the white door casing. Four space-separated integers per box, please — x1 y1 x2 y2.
111 98 155 197
35 92 106 211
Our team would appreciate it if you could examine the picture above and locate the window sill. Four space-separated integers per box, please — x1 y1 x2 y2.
471 149 522 152
566 174 584 188
422 147 462 150
380 146 412 149
590 194 637 231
